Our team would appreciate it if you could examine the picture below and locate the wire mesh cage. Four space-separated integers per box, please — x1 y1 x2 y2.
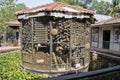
20 17 91 75
16 2 95 76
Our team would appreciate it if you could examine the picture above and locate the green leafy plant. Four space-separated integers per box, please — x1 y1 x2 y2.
0 51 45 80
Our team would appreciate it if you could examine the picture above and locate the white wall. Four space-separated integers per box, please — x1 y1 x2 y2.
98 26 120 51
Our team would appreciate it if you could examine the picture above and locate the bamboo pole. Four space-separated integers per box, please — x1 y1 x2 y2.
52 52 59 70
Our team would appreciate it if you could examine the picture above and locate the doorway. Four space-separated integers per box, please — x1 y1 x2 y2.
103 30 110 49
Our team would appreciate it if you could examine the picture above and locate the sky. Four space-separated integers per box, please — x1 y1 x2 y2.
17 0 112 8
17 0 53 8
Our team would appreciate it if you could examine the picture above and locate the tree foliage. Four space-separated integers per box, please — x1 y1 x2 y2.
88 0 112 15
0 0 26 33
54 0 111 14
53 0 92 8
112 0 120 8
107 0 120 17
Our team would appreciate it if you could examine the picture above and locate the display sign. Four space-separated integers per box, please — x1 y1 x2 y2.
36 59 44 63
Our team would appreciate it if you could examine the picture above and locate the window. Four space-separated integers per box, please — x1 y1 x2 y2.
114 28 120 42
91 28 99 47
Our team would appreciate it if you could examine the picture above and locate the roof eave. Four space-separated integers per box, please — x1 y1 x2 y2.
17 11 91 20
91 23 120 27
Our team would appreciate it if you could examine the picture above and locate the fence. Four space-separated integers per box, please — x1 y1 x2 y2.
91 41 120 51
43 65 120 80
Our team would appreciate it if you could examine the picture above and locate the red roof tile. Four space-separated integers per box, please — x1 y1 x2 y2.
15 2 95 15
92 17 120 27
5 21 20 25
5 21 20 29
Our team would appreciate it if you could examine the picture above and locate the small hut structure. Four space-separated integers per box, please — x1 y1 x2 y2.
15 2 95 75
5 21 21 46
5 21 20 29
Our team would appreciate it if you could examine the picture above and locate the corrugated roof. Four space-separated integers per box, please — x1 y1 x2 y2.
92 17 120 27
94 14 112 22
15 2 94 15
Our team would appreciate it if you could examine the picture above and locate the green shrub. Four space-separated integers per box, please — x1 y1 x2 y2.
0 51 45 80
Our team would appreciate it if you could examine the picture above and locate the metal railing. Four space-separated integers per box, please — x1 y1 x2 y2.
43 65 120 80
102 41 110 49
91 41 120 51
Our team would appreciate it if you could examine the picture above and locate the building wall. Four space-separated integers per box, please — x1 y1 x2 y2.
92 26 120 51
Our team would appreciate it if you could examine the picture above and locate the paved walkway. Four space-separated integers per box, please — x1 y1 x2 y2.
0 46 20 54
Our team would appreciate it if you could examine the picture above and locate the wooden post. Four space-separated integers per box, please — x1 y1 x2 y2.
49 20 53 71
52 52 59 69
69 19 72 70
31 18 34 69
20 20 23 66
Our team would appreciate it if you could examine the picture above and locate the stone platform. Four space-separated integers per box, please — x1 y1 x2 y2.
0 46 20 54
